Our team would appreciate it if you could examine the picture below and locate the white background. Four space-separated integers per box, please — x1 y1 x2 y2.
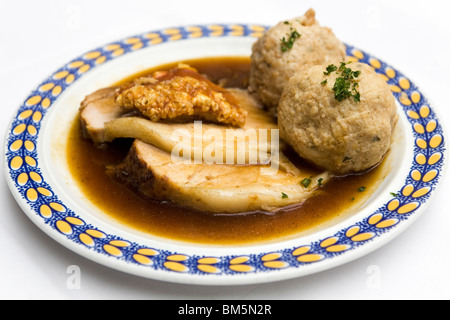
1 0 449 300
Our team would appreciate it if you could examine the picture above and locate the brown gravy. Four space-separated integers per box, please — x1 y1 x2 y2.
66 57 387 245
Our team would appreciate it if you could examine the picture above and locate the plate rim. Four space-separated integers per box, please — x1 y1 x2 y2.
3 23 448 285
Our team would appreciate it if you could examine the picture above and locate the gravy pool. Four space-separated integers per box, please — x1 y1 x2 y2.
67 57 389 245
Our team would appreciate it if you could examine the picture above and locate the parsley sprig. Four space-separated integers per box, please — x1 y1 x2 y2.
280 27 301 52
323 62 361 102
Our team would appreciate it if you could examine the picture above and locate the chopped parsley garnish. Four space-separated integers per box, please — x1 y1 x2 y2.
317 178 324 187
324 64 337 75
323 62 361 102
301 178 312 188
358 186 366 192
390 192 399 197
281 192 289 199
321 79 328 86
280 28 301 52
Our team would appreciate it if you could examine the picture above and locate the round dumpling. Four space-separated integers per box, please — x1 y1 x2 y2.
249 9 346 116
278 62 398 174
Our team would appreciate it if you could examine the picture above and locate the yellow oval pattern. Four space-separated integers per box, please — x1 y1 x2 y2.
40 82 55 91
85 51 101 59
390 85 401 93
26 188 38 202
17 172 28 185
96 56 107 65
109 240 130 247
187 27 203 38
261 253 282 262
345 226 360 237
85 229 105 239
137 248 158 256
351 233 374 242
65 216 83 225
103 244 122 257
27 125 37 136
412 187 430 198
198 257 219 264
420 105 430 118
416 138 427 149
413 123 424 134
167 254 189 262
26 95 42 106
69 61 84 68
376 219 398 229
56 220 72 234
429 135 442 148
368 213 383 225
50 202 66 212
387 199 400 211
13 123 26 135
411 170 422 181
198 264 219 273
24 140 35 151
397 202 419 214
52 85 62 96
320 237 338 248
209 25 224 37
415 153 426 165
407 110 419 119
422 170 438 182
79 64 90 74
326 244 350 252
79 233 95 247
230 256 250 265
54 70 69 80
133 254 153 265
411 92 421 104
9 139 23 151
25 156 36 167
385 68 396 78
352 50 364 59
370 58 381 69
399 78 410 90
29 171 42 183
428 152 442 165
164 261 189 273
65 74 75 84
297 254 323 263
229 264 253 273
10 156 23 170
263 261 288 269
32 111 42 122
18 110 33 119
37 187 52 197
39 204 52 218
426 120 437 133
402 184 414 196
292 246 310 256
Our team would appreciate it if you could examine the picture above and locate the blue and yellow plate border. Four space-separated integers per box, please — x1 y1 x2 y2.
4 24 447 283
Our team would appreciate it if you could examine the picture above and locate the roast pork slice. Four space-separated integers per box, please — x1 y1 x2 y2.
114 139 330 213
79 87 126 146
103 88 283 166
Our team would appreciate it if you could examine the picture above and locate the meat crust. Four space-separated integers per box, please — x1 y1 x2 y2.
115 65 247 127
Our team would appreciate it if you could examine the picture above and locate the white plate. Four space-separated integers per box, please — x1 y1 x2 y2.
3 24 447 285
